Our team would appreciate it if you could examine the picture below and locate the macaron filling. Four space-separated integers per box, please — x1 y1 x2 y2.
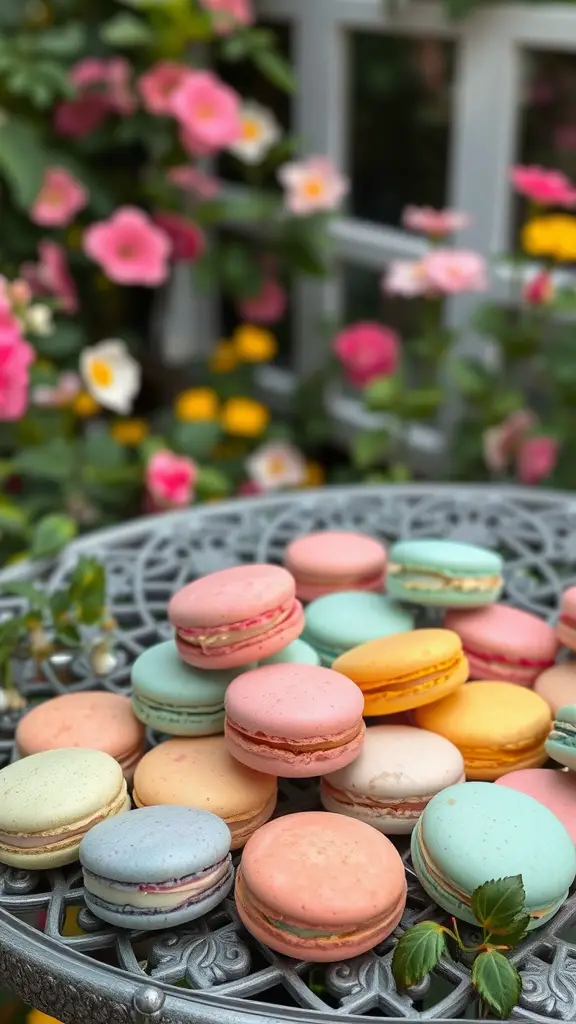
132 693 224 725
387 564 502 593
227 793 277 846
363 655 465 699
559 614 576 630
463 646 555 671
460 732 549 771
83 855 233 913
292 569 384 589
321 779 432 820
176 600 301 656
0 780 129 853
226 718 364 755
548 719 576 747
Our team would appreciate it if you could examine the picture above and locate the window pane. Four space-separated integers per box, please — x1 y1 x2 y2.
216 22 293 187
348 33 455 228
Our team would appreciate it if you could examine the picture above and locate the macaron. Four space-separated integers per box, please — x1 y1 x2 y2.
132 735 277 848
169 564 304 670
259 638 320 666
131 640 236 736
303 591 414 667
496 769 576 843
235 811 407 961
333 628 468 716
535 663 576 714
386 539 504 607
546 704 576 770
80 805 233 930
0 749 130 869
16 691 146 779
414 681 552 780
445 604 558 686
557 586 576 651
320 725 464 833
284 531 386 602
412 781 576 929
224 663 365 777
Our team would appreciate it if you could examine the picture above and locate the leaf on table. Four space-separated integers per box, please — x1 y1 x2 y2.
471 876 526 936
471 950 521 1019
392 922 447 990
30 514 78 561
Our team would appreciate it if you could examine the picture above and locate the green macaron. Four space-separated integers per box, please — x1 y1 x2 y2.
303 591 414 666
387 539 504 608
546 704 576 770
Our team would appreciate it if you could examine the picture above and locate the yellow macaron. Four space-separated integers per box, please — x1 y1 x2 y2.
332 629 468 716
414 681 552 780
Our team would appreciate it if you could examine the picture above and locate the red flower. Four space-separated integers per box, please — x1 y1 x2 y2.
152 212 206 262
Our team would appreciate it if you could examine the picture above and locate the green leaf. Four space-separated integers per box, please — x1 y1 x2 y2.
15 439 75 481
471 876 526 936
34 321 86 359
364 375 402 411
195 466 232 499
399 387 443 419
352 431 389 471
486 915 531 949
69 556 106 625
55 621 82 647
0 500 29 537
471 950 521 1019
392 922 446 990
252 48 296 92
450 357 492 399
0 581 49 608
173 421 222 460
30 514 78 560
198 192 279 225
37 23 87 57
82 434 127 470
100 13 154 46
0 116 50 207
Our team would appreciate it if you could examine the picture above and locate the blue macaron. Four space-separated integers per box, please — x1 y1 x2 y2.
545 704 576 770
80 805 234 929
303 591 414 666
260 638 320 666
411 781 576 929
131 641 235 736
387 539 504 608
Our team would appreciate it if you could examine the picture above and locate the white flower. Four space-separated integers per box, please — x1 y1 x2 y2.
246 442 306 492
278 156 349 215
80 339 141 415
228 101 281 165
27 303 53 336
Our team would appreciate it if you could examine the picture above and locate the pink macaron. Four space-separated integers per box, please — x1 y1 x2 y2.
535 663 576 714
444 604 558 686
235 811 407 961
284 531 386 601
557 587 576 652
168 564 304 670
496 768 576 843
224 663 365 777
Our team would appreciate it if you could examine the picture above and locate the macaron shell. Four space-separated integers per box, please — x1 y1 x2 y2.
557 587 576 650
284 531 386 599
168 564 296 628
387 539 503 608
496 769 576 843
535 664 576 715
259 638 320 666
545 704 576 770
175 597 304 670
445 605 559 685
389 539 503 575
304 591 414 664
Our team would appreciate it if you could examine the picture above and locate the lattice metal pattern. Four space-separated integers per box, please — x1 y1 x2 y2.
1 485 576 1022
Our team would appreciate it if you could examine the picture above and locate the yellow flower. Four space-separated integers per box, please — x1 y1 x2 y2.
522 215 576 260
208 340 238 373
221 397 270 438
302 460 326 487
110 418 149 446
174 387 219 422
27 1012 62 1024
233 325 277 363
72 390 100 418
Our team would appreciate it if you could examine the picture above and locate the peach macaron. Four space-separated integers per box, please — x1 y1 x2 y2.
283 531 386 601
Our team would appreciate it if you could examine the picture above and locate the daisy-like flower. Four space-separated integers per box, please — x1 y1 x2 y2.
278 156 349 216
80 339 141 414
228 102 281 165
246 442 306 492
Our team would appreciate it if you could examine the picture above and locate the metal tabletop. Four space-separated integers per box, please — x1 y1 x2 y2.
1 484 576 1024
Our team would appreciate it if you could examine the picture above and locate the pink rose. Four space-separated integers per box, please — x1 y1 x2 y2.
333 321 400 388
516 436 558 485
146 449 198 508
83 207 172 286
139 62 189 116
482 409 537 474
0 325 34 421
523 269 554 305
402 205 470 237
21 241 78 315
421 250 487 294
170 71 241 154
238 279 287 324
167 165 221 199
278 156 349 216
30 167 88 228
199 0 254 33
152 212 205 262
53 94 110 138
510 165 576 207
71 57 135 115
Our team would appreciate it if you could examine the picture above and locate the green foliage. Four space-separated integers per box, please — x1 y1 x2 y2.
100 13 154 46
471 951 522 1019
0 117 51 207
392 922 446 988
30 514 78 560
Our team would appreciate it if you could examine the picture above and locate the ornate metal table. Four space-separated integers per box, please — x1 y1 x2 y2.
1 484 576 1024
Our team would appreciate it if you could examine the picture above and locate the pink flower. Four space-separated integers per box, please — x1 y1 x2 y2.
524 269 554 305
30 167 88 228
0 326 34 421
139 62 188 116
510 165 576 207
167 165 221 199
199 0 254 33
32 371 81 408
71 57 135 115
278 156 349 216
152 212 205 262
516 436 558 485
333 321 400 388
170 71 241 154
482 409 537 474
146 449 198 508
83 207 172 286
238 279 287 324
0 300 24 345
21 241 78 315
383 260 429 297
402 205 470 237
421 250 487 294
53 94 110 138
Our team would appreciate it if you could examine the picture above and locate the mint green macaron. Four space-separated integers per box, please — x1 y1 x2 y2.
131 641 236 736
387 539 504 608
303 591 414 666
546 704 576 770
260 639 320 666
